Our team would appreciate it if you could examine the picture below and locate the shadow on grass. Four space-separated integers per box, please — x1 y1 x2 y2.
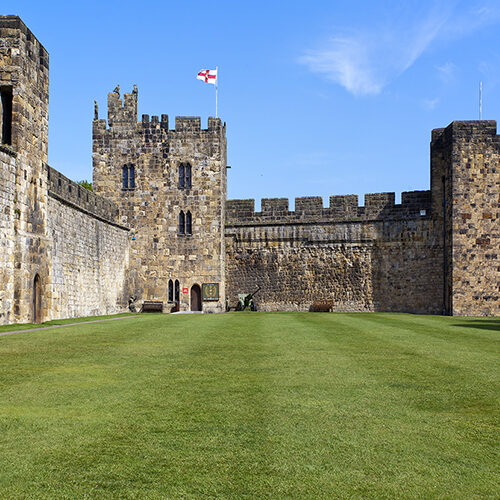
452 320 500 332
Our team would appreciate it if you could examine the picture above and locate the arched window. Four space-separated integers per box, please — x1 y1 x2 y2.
179 211 185 234
186 211 192 235
175 280 180 303
122 164 135 190
179 164 185 188
168 279 173 303
33 274 42 324
129 165 135 188
122 166 128 189
178 163 192 188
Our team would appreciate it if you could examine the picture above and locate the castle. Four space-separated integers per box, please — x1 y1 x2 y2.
0 16 498 325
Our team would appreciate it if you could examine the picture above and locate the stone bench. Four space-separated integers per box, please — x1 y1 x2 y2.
141 301 163 313
310 300 334 312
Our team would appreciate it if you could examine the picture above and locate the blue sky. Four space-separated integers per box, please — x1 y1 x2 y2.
6 0 500 207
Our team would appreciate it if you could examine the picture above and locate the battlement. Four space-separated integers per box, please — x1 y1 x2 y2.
45 165 124 227
97 85 225 135
431 120 499 145
226 190 432 225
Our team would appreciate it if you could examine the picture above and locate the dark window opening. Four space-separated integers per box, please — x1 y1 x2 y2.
175 280 180 303
179 164 185 188
129 165 135 188
122 166 128 189
179 211 185 234
122 164 135 190
0 86 13 145
186 211 192 235
179 162 192 188
33 274 42 324
168 279 174 303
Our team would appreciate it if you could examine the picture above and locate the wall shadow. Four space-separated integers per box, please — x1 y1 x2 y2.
452 320 500 332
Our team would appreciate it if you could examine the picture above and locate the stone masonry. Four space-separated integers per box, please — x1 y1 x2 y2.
0 16 130 325
225 194 443 313
0 16 498 324
93 92 227 313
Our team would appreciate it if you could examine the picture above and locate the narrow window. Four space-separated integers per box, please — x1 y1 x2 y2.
122 166 129 189
0 86 13 145
129 165 135 189
179 211 185 234
168 279 173 302
185 164 192 188
186 211 192 235
175 280 180 303
179 164 185 188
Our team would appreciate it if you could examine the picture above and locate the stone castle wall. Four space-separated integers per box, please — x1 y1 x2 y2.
1 16 497 323
93 92 227 312
225 194 443 313
44 164 130 320
0 16 51 324
0 146 16 323
46 193 129 320
432 121 499 316
0 17 132 325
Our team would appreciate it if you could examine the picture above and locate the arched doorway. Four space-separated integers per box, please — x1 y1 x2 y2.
32 274 42 324
190 284 202 312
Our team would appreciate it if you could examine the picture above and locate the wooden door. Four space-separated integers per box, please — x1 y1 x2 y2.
190 284 202 311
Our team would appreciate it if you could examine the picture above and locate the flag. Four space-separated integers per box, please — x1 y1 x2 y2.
197 69 217 85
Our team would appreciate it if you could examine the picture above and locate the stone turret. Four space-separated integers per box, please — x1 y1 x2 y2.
0 16 50 323
93 86 227 312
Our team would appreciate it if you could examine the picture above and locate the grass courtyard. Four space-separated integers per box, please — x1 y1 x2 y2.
0 312 498 499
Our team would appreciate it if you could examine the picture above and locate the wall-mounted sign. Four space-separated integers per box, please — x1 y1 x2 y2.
182 288 188 294
202 283 219 301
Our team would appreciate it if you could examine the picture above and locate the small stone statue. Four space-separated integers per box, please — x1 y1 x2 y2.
128 295 137 313
113 84 120 96
132 84 138 100
94 100 98 120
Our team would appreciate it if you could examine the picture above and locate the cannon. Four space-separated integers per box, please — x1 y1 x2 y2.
233 286 261 311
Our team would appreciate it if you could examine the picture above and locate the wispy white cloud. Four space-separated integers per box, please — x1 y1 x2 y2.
436 62 456 83
299 1 499 96
422 97 440 110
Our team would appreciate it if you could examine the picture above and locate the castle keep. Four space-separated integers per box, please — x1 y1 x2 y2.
0 16 498 324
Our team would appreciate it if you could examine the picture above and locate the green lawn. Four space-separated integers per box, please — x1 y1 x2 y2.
0 312 136 333
0 313 498 499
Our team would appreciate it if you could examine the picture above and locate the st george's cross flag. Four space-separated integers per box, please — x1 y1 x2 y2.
197 69 217 84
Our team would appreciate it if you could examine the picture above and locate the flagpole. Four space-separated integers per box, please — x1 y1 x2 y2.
479 81 482 120
216 66 218 118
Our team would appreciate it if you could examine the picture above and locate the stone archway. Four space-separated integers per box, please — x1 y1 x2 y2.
32 274 42 324
190 284 202 312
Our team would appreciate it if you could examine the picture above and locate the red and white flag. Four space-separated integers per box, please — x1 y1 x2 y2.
197 69 217 85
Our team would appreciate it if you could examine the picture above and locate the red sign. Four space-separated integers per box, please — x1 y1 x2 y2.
182 288 188 294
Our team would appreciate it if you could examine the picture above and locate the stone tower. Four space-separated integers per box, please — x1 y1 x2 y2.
0 16 50 323
431 121 499 316
93 88 227 312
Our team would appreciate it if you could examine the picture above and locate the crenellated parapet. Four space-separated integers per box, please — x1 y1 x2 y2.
226 190 431 225
45 165 124 227
93 86 225 137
